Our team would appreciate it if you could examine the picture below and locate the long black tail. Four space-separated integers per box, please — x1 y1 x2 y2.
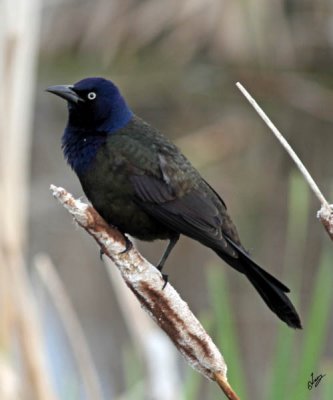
215 238 302 329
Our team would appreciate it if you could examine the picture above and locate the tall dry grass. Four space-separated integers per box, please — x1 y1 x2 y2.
42 0 333 68
0 0 57 399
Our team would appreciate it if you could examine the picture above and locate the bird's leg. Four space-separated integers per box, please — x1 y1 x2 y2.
157 234 180 271
157 234 180 289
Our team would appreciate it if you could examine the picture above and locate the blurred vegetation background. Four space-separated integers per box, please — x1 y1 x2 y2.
1 0 333 399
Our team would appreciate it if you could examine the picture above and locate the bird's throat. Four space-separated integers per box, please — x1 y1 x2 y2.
61 128 107 174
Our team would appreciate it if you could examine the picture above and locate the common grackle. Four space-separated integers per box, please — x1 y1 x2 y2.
47 77 302 329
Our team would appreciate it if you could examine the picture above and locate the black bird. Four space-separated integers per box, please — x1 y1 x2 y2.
47 77 301 329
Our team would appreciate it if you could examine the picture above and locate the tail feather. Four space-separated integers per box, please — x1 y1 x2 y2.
244 260 302 329
215 240 302 329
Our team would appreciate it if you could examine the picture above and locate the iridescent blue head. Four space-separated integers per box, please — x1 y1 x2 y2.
47 77 133 173
47 77 133 132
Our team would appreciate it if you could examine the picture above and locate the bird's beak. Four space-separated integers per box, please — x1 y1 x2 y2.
46 85 84 104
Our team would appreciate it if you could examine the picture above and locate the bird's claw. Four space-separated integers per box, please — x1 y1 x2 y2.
161 273 168 290
119 235 133 254
100 237 132 259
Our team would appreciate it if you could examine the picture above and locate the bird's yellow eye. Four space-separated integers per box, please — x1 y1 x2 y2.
87 92 97 100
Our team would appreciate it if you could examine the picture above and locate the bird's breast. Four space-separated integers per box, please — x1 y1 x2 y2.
78 147 173 241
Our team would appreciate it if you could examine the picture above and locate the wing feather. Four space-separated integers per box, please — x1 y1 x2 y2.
131 174 237 258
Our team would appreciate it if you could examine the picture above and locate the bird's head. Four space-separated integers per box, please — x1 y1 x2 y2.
47 77 133 132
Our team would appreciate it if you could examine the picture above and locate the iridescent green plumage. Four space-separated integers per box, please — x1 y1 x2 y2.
78 115 239 246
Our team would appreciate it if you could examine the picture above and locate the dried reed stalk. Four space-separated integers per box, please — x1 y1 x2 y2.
50 185 240 400
34 254 104 400
236 82 333 241
0 0 57 398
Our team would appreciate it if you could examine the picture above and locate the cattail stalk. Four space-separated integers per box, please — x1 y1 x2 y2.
50 185 240 400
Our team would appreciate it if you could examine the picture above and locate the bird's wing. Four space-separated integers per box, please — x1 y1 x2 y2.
131 153 239 259
131 172 291 292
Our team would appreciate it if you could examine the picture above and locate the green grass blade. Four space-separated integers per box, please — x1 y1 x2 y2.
322 362 333 400
181 368 202 400
268 170 309 400
122 343 144 400
290 245 333 400
207 267 248 400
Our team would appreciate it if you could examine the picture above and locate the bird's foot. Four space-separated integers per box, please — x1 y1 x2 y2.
100 236 132 259
161 273 168 290
156 263 168 289
119 235 133 254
